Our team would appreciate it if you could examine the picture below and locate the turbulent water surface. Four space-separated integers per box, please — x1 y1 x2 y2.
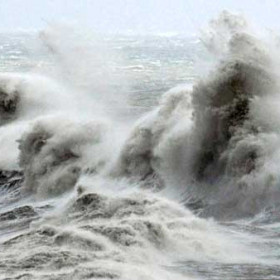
0 12 280 280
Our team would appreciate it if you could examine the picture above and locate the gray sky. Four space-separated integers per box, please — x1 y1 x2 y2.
0 0 280 34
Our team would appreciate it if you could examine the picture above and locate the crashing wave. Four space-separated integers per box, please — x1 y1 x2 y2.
0 85 19 124
113 85 193 188
18 117 110 197
112 12 280 218
8 12 280 219
1 12 280 280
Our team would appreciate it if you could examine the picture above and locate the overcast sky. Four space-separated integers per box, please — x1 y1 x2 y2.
0 0 280 34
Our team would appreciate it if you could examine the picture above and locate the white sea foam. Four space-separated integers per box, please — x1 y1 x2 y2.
0 12 280 280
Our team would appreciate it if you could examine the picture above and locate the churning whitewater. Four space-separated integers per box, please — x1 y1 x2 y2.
0 12 280 280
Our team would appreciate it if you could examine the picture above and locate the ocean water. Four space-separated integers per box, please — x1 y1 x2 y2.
0 12 280 280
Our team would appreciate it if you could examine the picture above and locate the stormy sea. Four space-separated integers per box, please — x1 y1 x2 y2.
0 12 280 280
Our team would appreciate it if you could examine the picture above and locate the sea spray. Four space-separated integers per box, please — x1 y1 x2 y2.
0 12 280 280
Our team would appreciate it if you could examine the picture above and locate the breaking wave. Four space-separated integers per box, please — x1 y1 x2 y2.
113 11 280 219
1 11 280 280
